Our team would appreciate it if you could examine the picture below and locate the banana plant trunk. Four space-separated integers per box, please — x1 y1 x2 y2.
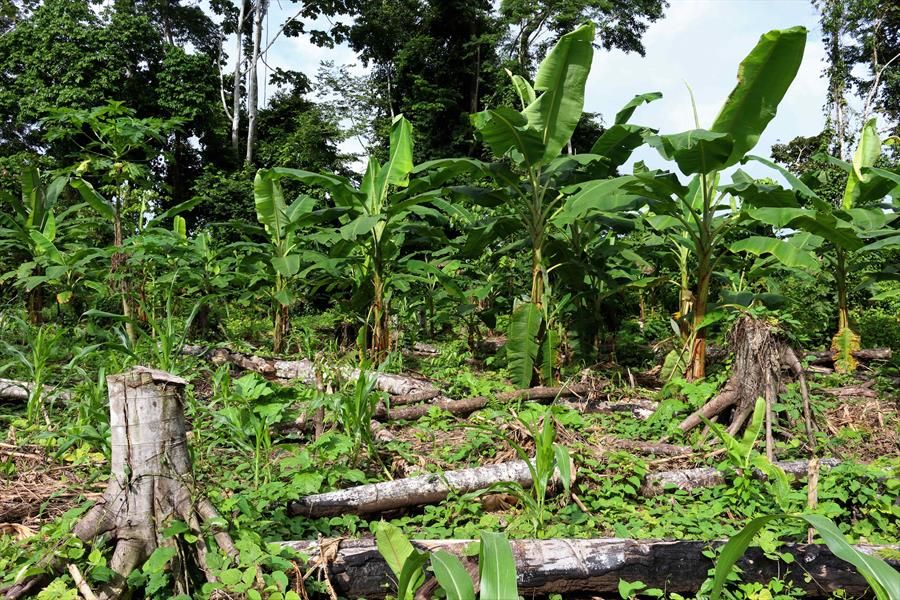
372 271 390 360
27 285 43 325
688 253 712 381
112 204 137 347
835 249 850 332
831 249 859 372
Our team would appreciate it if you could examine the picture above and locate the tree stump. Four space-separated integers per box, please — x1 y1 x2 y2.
4 367 237 600
677 317 816 448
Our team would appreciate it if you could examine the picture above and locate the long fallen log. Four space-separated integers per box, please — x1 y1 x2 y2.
184 346 436 396
641 458 841 497
376 383 594 420
281 537 897 598
0 378 70 403
809 348 892 366
288 460 538 518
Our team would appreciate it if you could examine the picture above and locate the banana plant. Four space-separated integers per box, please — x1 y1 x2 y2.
0 167 69 324
744 120 899 371
418 23 662 386
624 26 808 380
261 115 447 360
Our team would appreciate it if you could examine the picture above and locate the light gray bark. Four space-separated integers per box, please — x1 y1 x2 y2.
230 0 246 158
3 367 236 600
279 537 898 598
244 0 267 164
289 460 540 517
0 378 69 402
641 458 842 497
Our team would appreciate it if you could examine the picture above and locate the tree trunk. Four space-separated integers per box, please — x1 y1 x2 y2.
2 368 237 600
0 378 70 403
640 458 841 497
678 317 783 434
244 0 266 164
289 460 541 518
231 0 246 158
273 301 289 354
375 383 591 421
280 537 896 598
183 346 437 396
26 283 42 325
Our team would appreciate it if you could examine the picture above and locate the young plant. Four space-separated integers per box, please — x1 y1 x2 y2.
479 403 572 535
259 115 446 360
700 397 790 511
374 521 429 600
711 513 900 600
747 119 900 372
212 373 294 488
631 27 808 379
336 369 380 464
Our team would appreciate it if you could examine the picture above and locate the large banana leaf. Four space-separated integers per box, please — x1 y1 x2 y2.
711 27 807 168
271 167 360 207
71 179 115 221
376 115 414 199
522 22 595 162
613 91 662 125
471 107 544 166
590 124 653 170
253 169 288 241
729 235 818 269
842 119 896 208
646 129 734 175
507 301 543 388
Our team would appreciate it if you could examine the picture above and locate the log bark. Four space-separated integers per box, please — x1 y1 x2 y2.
185 346 436 396
0 378 70 402
809 348 892 366
640 458 841 497
3 367 236 600
601 438 692 457
288 460 539 518
376 384 592 421
280 537 898 598
821 385 879 399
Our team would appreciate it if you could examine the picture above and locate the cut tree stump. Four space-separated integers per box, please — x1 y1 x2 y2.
2 367 237 600
640 458 841 496
677 318 809 442
184 346 436 396
376 383 595 420
281 537 898 598
288 459 543 517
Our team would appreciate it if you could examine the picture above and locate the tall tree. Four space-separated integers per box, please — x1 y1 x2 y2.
499 0 668 70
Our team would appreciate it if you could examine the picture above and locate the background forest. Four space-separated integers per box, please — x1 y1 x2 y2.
0 0 898 599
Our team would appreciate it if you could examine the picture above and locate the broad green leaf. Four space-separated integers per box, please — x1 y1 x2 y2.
340 214 381 240
711 27 807 168
71 179 115 221
254 169 288 240
29 230 64 264
396 549 428 600
539 326 559 383
745 155 822 202
614 91 662 125
378 114 414 197
557 176 636 224
646 130 734 175
479 532 517 600
271 167 360 207
729 236 818 269
507 70 536 109
271 255 300 277
471 107 544 165
431 551 475 600
522 22 595 162
590 124 652 169
843 118 880 210
553 444 571 493
375 522 415 579
711 514 900 600
860 234 900 252
143 547 177 574
507 302 543 388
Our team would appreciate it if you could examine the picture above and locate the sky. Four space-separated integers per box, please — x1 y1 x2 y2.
249 0 830 178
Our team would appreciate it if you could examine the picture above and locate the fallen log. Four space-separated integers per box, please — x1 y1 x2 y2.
281 537 897 598
821 384 879 399
809 348 892 366
184 346 436 396
600 438 692 457
288 460 539 518
0 378 70 402
641 458 841 497
562 398 658 420
376 383 593 421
